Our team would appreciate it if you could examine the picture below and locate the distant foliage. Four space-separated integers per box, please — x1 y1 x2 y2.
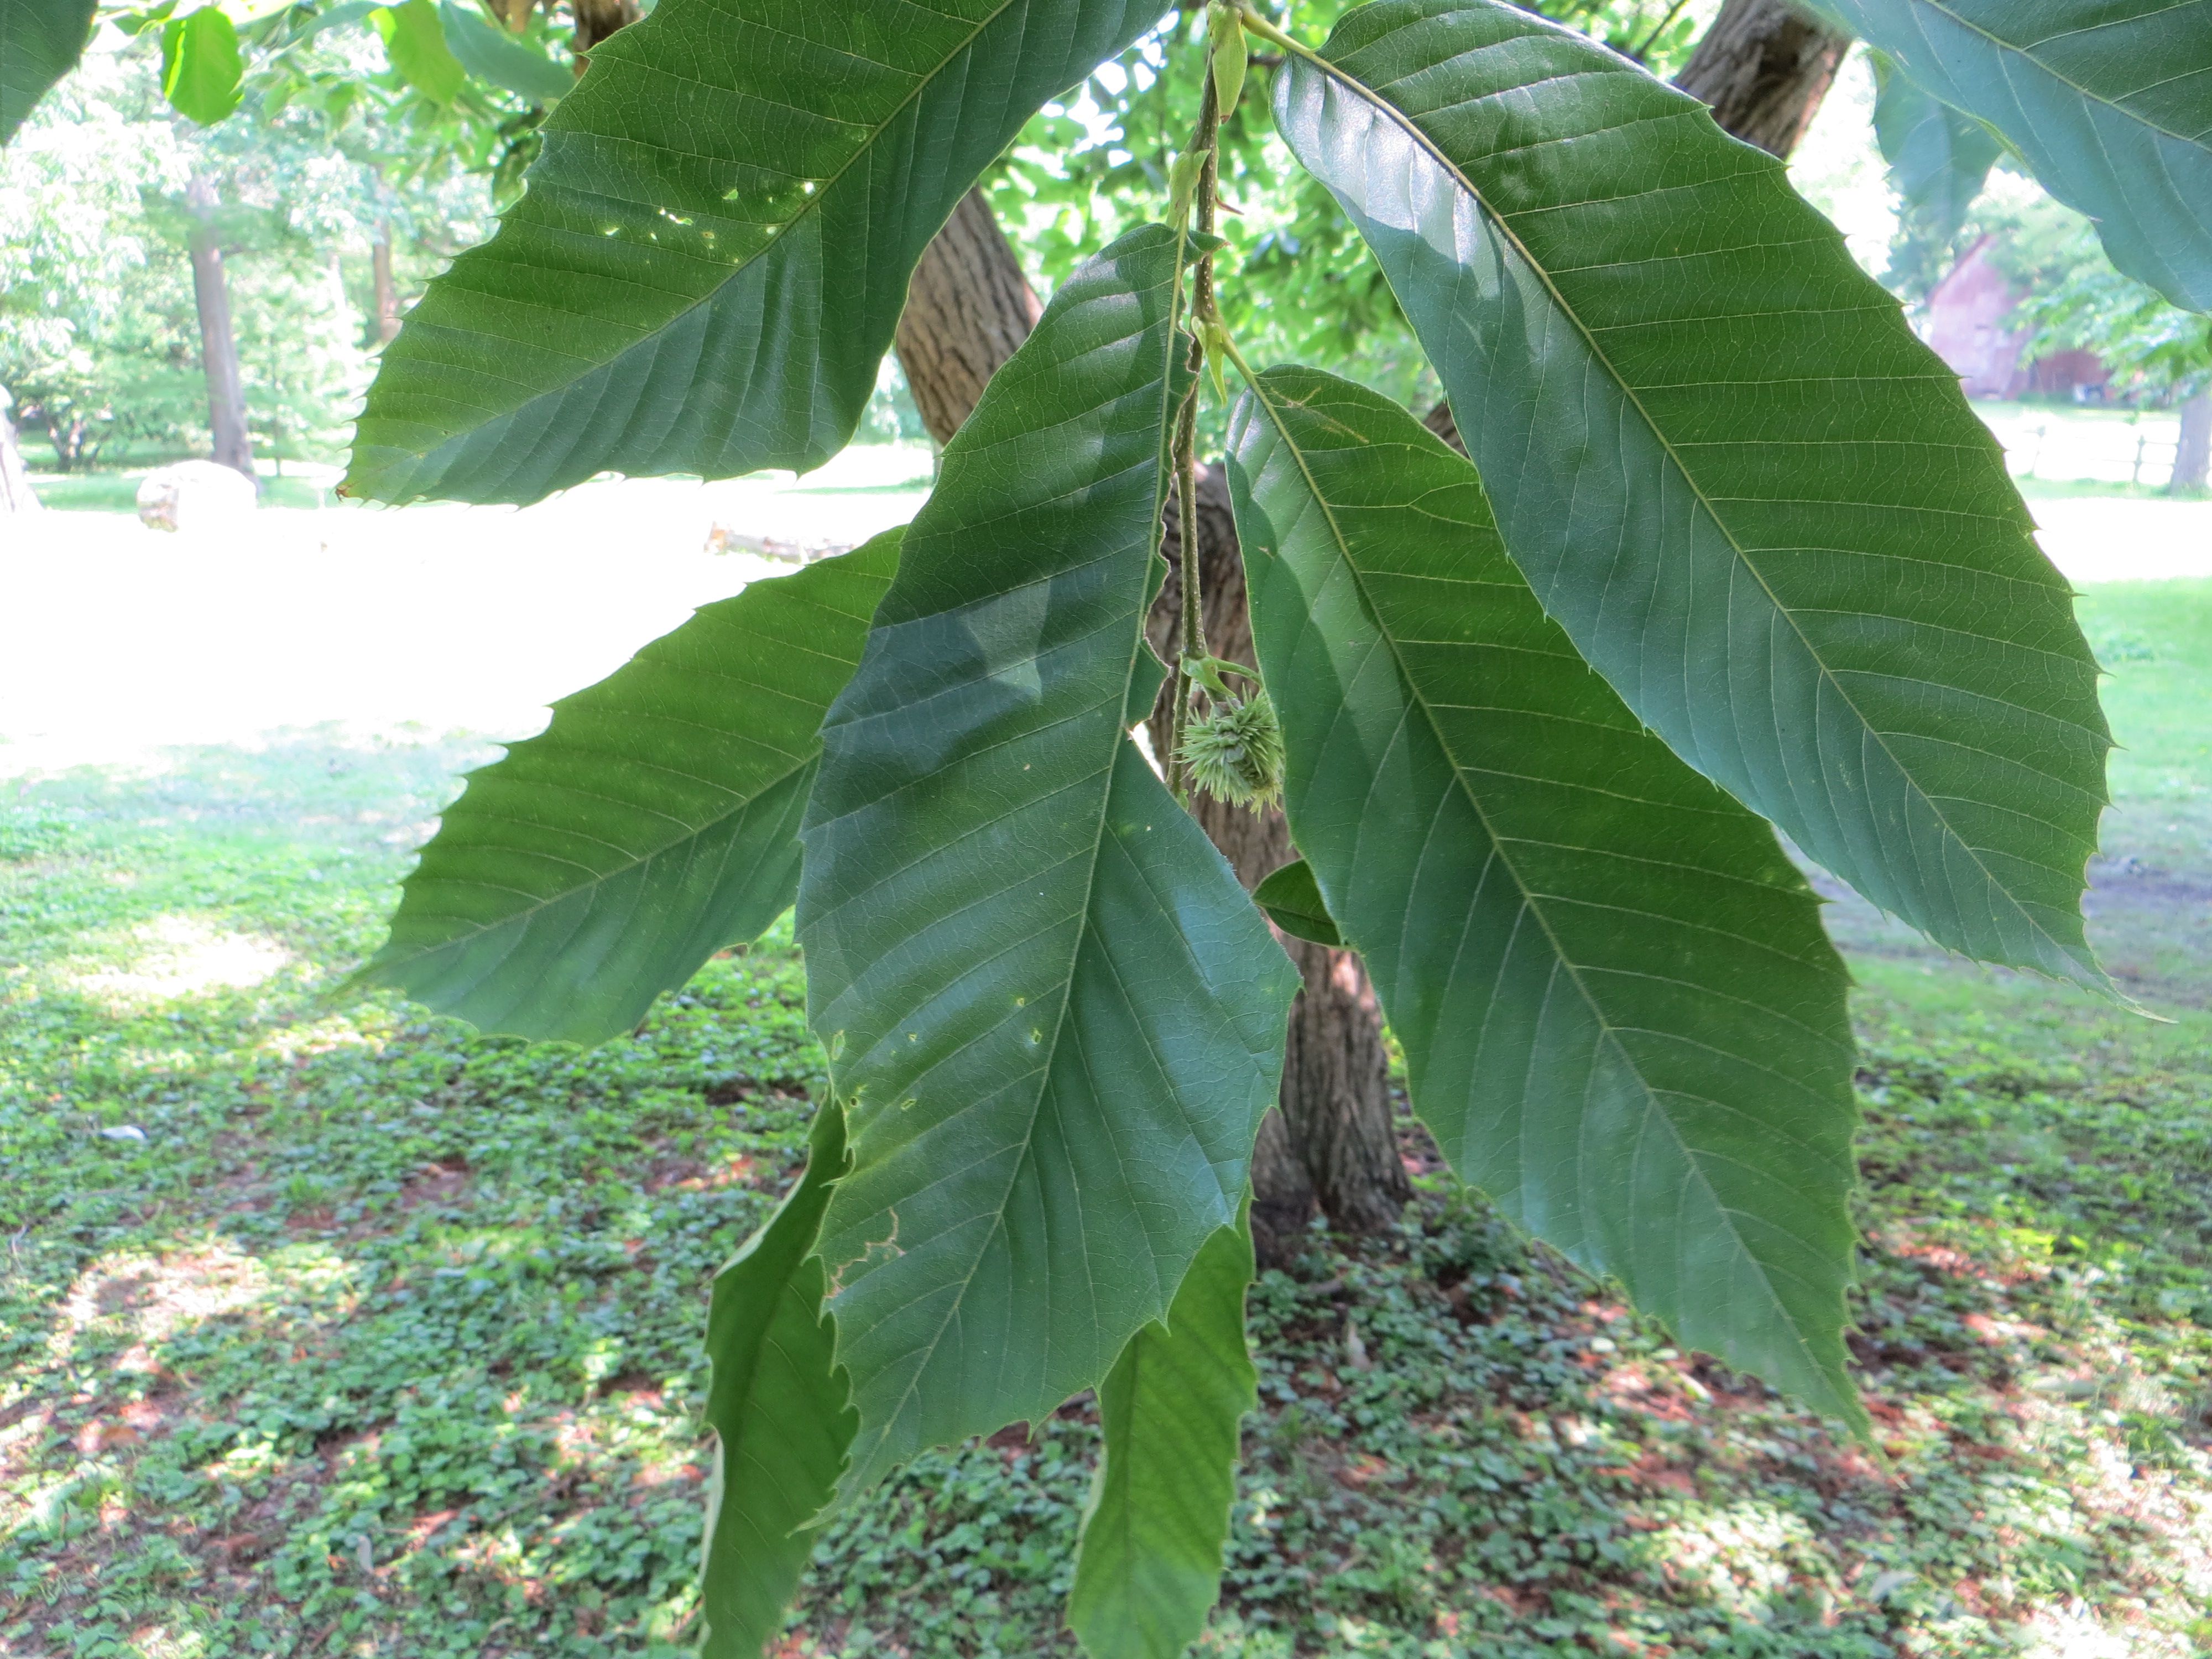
0 51 201 466
987 0 1713 425
0 15 497 471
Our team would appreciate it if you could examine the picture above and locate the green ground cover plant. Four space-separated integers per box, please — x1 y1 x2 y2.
1 580 2208 1656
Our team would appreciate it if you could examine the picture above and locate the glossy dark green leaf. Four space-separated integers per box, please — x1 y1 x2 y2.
359 533 898 1044
698 1103 855 1659
1232 365 1864 1425
1830 0 2212 312
797 226 1298 1500
160 6 243 126
1275 0 2113 992
375 0 465 102
1 0 95 145
1871 49 2002 247
1068 1204 1255 1659
1251 858 1340 947
344 0 1165 505
439 0 569 103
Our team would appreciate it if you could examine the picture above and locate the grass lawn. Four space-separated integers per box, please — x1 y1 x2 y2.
2 586 2209 1658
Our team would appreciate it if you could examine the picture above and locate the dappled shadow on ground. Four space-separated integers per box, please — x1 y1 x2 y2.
783 1029 2212 1656
1 954 822 1657
7 957 2208 1657
3 595 2211 1658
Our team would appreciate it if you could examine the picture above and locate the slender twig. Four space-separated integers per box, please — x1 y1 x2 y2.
1166 56 1222 802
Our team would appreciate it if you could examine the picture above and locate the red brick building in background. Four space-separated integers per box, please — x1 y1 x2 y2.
1923 235 2110 400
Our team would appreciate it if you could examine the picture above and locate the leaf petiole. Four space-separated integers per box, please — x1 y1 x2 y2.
1234 6 1322 69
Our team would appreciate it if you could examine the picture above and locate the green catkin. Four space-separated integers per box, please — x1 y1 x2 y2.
1177 689 1284 810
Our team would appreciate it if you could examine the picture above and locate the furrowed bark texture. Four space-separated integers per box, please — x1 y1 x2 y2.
1146 469 1407 1262
1671 0 1853 158
894 191 1043 441
186 174 255 484
572 0 637 66
895 197 1407 1264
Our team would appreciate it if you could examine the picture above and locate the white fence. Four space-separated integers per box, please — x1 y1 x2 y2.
1978 407 2183 489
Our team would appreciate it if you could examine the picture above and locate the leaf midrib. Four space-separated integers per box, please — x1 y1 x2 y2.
837 259 1189 1490
387 751 812 963
1244 372 1837 1387
1296 30 2093 980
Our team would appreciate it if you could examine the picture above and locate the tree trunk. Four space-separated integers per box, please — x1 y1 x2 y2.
1145 468 1407 1262
571 0 637 68
894 195 1409 1264
0 385 41 515
2172 390 2211 493
1672 0 1853 159
894 191 1042 441
372 220 401 344
186 173 256 484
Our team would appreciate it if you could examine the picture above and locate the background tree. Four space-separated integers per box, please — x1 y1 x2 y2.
1672 0 1849 157
184 168 256 477
0 0 574 476
1 43 205 470
0 0 96 505
1 27 442 474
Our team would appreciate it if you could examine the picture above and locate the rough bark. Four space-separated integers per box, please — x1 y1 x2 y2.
571 0 637 68
185 174 256 485
2172 390 2212 493
0 385 41 515
1672 0 1853 159
372 221 401 344
894 199 1409 1262
894 191 1042 441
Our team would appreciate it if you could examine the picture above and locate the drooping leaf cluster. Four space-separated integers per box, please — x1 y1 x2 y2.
237 0 2212 1651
